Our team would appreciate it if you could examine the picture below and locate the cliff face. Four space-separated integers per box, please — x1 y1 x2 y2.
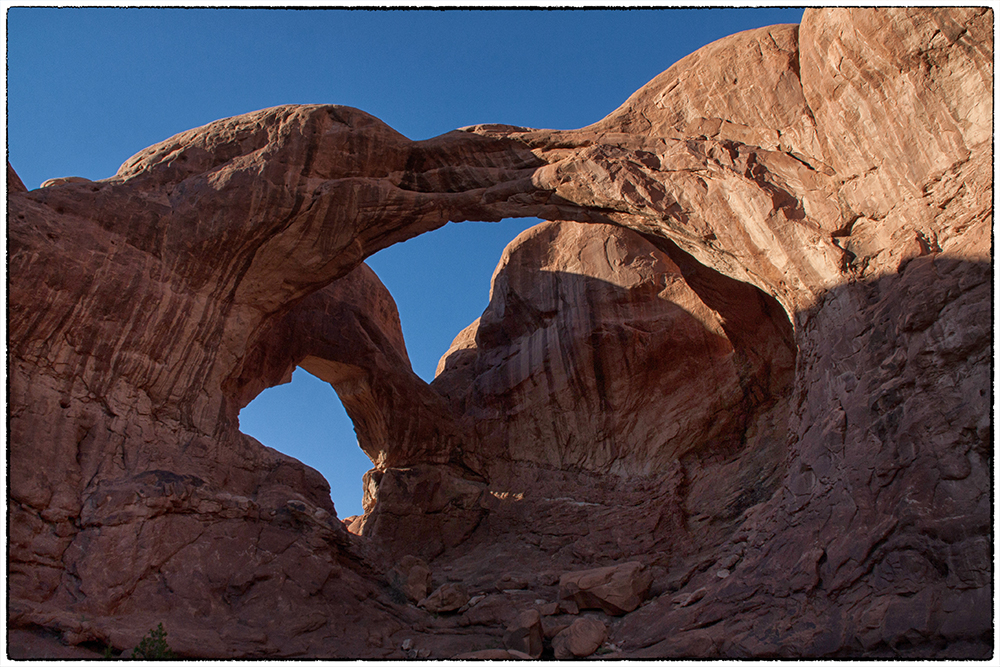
7 7 992 660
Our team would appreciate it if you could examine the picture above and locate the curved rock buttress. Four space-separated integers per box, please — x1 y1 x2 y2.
541 8 990 658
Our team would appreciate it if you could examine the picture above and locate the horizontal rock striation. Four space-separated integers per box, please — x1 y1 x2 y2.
7 7 991 660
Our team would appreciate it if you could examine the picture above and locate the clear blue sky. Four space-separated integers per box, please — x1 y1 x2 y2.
8 7 804 518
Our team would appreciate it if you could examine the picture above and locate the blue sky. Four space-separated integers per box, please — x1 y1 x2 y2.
8 7 805 518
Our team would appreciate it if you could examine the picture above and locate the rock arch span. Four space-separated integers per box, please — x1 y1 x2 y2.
8 7 991 659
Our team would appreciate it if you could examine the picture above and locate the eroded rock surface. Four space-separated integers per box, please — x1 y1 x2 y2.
7 7 991 660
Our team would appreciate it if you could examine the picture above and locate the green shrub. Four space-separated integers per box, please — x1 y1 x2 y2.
131 623 176 660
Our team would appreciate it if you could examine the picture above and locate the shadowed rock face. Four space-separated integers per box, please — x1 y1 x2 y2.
433 219 795 477
7 7 991 660
225 263 470 472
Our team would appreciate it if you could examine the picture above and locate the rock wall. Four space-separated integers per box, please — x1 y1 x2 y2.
7 7 992 659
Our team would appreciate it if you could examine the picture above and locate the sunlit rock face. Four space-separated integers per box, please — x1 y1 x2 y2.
7 7 991 660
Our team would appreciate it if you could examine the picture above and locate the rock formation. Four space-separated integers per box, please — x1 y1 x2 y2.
7 7 992 660
433 219 794 477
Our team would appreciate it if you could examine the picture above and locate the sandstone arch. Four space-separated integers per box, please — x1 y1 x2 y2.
8 7 991 659
223 262 468 472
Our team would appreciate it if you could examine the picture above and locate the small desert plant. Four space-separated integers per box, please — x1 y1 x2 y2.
385 582 409 606
131 623 176 660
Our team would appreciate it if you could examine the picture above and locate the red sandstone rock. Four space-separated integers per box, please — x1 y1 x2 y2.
596 24 823 159
343 515 363 535
458 593 519 628
6 6 991 661
434 219 774 477
8 161 27 192
537 602 559 617
226 260 472 474
40 176 94 188
543 618 571 640
552 617 608 659
495 573 530 591
419 583 470 614
360 464 488 560
558 562 653 616
503 609 544 658
390 555 433 604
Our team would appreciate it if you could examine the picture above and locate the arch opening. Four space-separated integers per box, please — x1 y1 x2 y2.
232 217 549 524
233 211 799 546
238 366 373 519
365 217 548 382
234 212 800 522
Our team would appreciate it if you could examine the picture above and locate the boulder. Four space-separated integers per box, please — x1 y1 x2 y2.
559 562 653 615
457 594 487 614
552 617 608 659
503 609 543 658
496 573 530 591
537 602 559 617
542 619 571 640
557 599 579 616
459 594 521 628
390 555 432 603
419 583 470 614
